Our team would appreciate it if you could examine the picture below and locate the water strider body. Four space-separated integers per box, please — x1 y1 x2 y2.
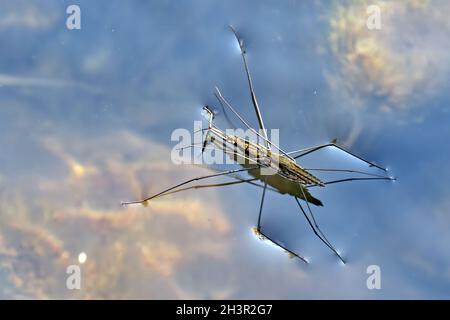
203 106 325 207
122 26 395 264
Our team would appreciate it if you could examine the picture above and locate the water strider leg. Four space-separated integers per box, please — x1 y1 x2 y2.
306 176 395 188
121 166 261 206
304 168 388 178
295 195 346 264
257 183 267 229
151 178 259 200
254 183 308 264
229 25 268 146
289 141 388 172
214 87 294 160
148 177 284 200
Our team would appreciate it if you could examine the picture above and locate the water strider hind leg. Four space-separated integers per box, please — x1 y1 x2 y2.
306 176 396 188
254 183 308 264
295 195 346 264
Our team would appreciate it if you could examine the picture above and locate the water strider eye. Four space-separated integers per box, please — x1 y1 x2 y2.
201 106 214 120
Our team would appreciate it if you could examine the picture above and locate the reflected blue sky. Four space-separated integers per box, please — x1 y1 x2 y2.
0 0 450 299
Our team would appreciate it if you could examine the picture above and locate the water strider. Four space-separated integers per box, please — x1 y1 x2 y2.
122 26 395 264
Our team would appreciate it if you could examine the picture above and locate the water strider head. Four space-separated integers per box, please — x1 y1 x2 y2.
202 105 215 127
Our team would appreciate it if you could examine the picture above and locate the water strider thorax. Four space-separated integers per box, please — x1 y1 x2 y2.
208 132 325 206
